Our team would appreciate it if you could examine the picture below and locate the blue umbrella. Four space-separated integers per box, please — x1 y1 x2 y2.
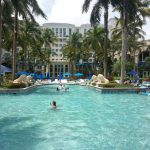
127 70 138 75
74 73 84 77
30 73 37 80
63 72 72 76
17 71 29 76
86 73 93 79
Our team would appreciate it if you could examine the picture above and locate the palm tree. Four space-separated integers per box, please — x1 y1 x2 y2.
115 0 150 83
62 32 82 74
0 1 14 84
82 0 119 77
85 26 105 73
0 0 46 80
41 28 56 75
17 20 43 71
12 0 46 80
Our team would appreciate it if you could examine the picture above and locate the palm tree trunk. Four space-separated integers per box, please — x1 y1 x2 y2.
103 6 108 78
0 0 2 84
12 10 18 80
133 50 136 71
94 54 96 73
120 1 128 84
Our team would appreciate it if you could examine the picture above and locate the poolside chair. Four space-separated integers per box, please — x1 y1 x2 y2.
76 79 85 85
61 79 68 84
35 79 42 85
53 79 59 84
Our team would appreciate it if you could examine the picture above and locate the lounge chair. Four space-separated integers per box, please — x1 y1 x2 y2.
52 79 59 84
61 79 68 84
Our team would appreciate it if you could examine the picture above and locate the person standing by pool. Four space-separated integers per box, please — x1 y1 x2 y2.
50 101 57 109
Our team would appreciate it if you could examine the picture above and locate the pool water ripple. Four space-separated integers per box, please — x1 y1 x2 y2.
0 85 150 150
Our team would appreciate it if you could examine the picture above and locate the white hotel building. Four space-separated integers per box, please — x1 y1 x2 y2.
41 23 92 78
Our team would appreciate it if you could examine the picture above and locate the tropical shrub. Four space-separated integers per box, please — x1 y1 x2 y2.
2 83 26 89
98 83 134 88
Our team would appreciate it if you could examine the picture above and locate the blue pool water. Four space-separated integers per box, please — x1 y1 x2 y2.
0 85 150 150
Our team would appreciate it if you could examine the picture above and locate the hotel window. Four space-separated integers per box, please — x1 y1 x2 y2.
59 28 62 37
56 28 58 37
69 28 72 36
65 65 68 72
50 65 53 77
55 65 57 73
61 65 63 73
58 64 61 72
63 28 66 37
56 49 58 52
76 29 79 33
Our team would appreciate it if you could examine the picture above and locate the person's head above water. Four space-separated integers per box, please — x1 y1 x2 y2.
52 101 56 106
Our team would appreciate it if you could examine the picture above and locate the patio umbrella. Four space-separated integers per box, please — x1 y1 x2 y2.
63 72 72 77
17 71 29 76
30 73 37 80
127 70 138 75
87 73 93 79
74 73 83 77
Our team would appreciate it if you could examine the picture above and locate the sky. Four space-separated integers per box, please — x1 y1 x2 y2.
36 0 150 39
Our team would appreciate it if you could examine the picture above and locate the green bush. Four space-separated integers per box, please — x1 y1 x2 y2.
2 82 26 89
99 83 116 88
98 83 134 88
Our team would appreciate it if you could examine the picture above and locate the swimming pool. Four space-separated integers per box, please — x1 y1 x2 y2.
0 85 150 150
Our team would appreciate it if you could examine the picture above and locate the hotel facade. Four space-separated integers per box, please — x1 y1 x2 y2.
39 22 150 78
41 23 92 78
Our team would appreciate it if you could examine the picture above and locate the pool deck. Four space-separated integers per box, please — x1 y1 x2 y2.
0 83 148 94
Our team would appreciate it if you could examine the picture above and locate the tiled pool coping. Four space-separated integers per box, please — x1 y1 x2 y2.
0 83 76 94
0 85 38 94
0 84 148 94
87 85 148 93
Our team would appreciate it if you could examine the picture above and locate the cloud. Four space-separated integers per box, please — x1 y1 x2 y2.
36 0 56 24
143 19 150 40
47 0 92 26
36 0 150 39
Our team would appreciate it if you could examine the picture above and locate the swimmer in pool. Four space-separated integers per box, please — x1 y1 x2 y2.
50 101 57 109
